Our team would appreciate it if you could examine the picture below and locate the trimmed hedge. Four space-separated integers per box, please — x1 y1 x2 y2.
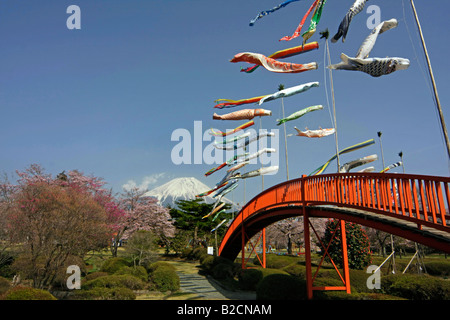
100 257 131 274
211 263 235 280
282 263 306 278
146 261 176 274
115 266 148 282
199 254 215 271
82 274 145 291
238 269 263 291
381 274 450 300
424 261 450 278
256 274 307 300
71 287 136 300
181 247 207 261
199 255 238 278
238 267 290 292
84 271 109 282
149 267 180 292
3 286 56 300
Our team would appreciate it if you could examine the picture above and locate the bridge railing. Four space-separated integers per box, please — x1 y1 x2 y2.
232 173 449 233
219 173 450 257
303 173 449 231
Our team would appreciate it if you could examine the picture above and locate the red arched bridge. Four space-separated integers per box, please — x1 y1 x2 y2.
218 172 450 298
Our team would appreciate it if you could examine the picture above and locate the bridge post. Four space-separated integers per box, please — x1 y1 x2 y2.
340 220 351 294
241 219 245 269
262 228 266 268
302 175 314 300
303 210 313 300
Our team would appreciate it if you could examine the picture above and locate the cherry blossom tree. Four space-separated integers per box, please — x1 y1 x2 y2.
265 217 328 254
0 173 16 271
4 164 122 289
112 187 175 257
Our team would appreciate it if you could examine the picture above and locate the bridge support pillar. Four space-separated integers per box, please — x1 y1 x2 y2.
303 213 351 299
303 210 313 300
340 220 351 294
240 226 266 269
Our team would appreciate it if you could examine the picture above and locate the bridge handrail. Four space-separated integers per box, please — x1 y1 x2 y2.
233 173 449 234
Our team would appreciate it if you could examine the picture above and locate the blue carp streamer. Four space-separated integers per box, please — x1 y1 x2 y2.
249 0 302 26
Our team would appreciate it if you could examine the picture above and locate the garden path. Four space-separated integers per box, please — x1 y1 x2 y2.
165 259 256 300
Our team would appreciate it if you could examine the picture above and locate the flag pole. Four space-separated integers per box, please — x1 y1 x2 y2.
410 0 450 159
325 36 340 171
279 84 290 180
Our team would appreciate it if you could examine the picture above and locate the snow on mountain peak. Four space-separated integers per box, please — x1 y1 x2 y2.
144 177 237 209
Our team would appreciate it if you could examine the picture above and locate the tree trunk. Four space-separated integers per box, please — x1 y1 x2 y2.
111 227 126 257
287 235 292 255
193 225 199 247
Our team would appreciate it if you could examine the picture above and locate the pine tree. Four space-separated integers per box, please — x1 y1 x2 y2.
170 199 232 247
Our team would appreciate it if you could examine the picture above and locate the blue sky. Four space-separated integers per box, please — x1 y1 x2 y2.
0 0 449 207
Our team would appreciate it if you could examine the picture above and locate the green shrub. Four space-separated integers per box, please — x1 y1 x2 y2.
51 255 88 290
84 271 109 282
382 274 450 300
180 248 193 259
348 269 375 293
315 290 358 300
82 274 145 291
211 263 234 280
71 287 136 300
282 264 306 278
191 247 207 260
180 246 207 260
149 267 180 292
4 286 57 300
146 261 176 274
238 268 263 290
260 267 289 278
362 293 406 300
200 255 234 275
199 255 215 271
100 257 131 274
0 276 11 295
424 261 450 278
256 274 307 300
115 266 148 282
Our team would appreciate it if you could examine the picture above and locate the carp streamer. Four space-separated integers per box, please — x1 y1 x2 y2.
241 42 319 73
230 52 318 74
309 139 375 176
249 0 302 26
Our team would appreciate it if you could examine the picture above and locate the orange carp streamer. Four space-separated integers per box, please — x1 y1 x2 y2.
241 42 319 73
230 52 317 74
213 109 272 121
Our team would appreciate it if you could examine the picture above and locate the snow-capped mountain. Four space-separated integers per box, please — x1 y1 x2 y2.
145 177 237 210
